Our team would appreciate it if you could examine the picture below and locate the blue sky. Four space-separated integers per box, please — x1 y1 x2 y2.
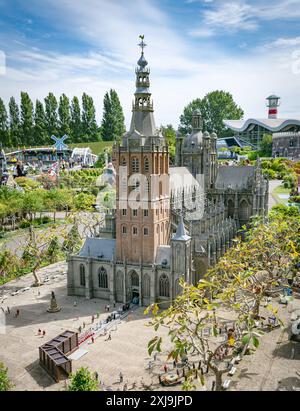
0 0 300 128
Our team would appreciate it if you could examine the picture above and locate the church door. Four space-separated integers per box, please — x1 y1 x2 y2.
130 271 140 304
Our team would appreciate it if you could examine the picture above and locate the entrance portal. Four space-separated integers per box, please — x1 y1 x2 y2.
130 271 139 304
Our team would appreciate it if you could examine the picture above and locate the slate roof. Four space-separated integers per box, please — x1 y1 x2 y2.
172 214 191 241
169 167 200 194
215 166 255 189
78 238 116 260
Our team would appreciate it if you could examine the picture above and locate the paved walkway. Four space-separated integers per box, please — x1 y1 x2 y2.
1 262 300 391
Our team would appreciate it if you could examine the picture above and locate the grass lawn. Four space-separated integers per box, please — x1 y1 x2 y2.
68 141 113 154
272 185 290 204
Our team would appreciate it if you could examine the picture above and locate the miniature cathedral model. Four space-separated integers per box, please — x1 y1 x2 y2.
67 37 268 307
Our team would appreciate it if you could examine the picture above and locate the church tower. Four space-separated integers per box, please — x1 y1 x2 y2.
114 36 170 264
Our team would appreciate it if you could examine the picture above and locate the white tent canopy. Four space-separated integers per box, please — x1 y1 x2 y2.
71 147 97 167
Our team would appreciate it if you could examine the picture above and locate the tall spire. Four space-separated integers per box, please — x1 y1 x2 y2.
172 213 191 241
128 35 156 136
134 35 153 112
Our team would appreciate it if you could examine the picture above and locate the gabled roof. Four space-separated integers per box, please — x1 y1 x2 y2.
215 166 255 189
78 238 116 260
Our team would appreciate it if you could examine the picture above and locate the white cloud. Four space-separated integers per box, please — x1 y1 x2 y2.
266 37 300 49
189 27 215 38
189 0 300 37
203 1 258 31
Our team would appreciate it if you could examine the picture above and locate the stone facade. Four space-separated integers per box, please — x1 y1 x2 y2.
67 41 269 306
272 131 300 159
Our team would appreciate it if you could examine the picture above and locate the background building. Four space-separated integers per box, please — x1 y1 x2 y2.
224 96 300 148
272 131 300 159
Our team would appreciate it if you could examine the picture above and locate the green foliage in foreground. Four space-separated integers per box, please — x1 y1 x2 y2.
146 207 300 391
67 367 99 391
0 362 12 391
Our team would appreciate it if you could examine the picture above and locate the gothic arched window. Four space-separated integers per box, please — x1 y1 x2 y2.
239 199 249 221
80 264 85 286
132 157 139 172
143 274 150 297
131 271 139 287
227 199 234 218
159 274 170 297
98 267 108 289
144 157 150 172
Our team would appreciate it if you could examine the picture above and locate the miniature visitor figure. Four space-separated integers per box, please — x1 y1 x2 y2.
119 372 123 383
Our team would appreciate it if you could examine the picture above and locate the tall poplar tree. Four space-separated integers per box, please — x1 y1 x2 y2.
58 94 71 138
34 99 48 146
70 96 82 143
81 93 100 142
101 89 125 141
20 92 34 146
0 98 9 148
44 92 58 137
9 97 21 148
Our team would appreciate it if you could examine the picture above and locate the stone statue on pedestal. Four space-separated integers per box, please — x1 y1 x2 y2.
47 291 61 313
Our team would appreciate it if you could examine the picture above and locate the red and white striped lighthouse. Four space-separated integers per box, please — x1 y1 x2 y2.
266 94 280 119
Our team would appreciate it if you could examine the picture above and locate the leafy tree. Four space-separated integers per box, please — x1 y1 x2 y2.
70 96 82 143
160 124 176 163
82 93 99 142
179 91 244 137
46 235 61 263
0 362 12 391
8 96 21 148
34 99 48 146
0 249 21 281
22 225 67 286
68 367 99 391
146 280 262 391
20 92 34 146
101 89 125 141
147 212 300 391
44 92 58 137
22 190 44 221
58 94 71 138
62 221 81 254
43 189 72 221
259 134 273 157
0 97 10 148
73 192 96 211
